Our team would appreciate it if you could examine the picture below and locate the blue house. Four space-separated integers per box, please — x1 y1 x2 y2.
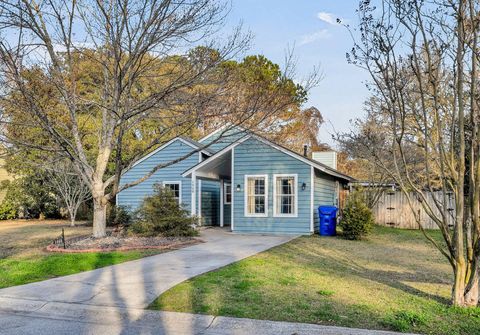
117 127 352 234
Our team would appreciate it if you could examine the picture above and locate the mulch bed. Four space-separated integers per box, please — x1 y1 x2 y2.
46 233 201 253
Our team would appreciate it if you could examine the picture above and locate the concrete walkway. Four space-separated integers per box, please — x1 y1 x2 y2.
0 228 294 309
0 228 414 334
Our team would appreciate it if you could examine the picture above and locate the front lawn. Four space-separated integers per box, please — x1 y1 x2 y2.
149 227 480 335
0 220 161 288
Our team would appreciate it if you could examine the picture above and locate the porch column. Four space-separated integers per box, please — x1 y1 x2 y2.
191 171 196 216
220 179 224 227
198 180 202 219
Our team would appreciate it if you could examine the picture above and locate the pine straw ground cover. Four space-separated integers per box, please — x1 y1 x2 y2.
46 231 199 253
0 220 184 288
150 226 480 335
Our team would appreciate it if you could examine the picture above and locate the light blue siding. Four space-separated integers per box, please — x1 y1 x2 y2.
200 127 246 153
313 171 337 232
232 138 312 234
117 132 345 234
117 139 199 212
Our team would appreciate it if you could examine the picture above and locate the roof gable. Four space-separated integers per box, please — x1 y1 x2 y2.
250 135 353 182
129 137 208 170
183 133 353 182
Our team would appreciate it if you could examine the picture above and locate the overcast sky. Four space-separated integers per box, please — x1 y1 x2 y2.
228 0 370 146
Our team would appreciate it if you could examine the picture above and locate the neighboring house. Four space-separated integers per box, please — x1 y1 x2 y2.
117 127 353 235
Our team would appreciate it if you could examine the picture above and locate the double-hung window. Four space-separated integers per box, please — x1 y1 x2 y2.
273 174 297 217
163 181 181 204
245 175 268 217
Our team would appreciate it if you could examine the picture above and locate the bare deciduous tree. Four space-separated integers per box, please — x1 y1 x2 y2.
48 161 91 227
337 100 393 209
0 0 320 238
345 0 480 306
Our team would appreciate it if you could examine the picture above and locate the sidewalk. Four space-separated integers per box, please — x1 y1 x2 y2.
0 297 417 335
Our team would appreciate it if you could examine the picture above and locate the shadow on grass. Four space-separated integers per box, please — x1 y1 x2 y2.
153 260 401 332
152 229 474 334
285 235 451 305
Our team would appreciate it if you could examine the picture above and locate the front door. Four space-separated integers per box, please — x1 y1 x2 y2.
200 180 220 226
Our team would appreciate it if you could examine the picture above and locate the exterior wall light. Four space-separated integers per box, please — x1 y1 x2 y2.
236 184 241 191
302 182 307 191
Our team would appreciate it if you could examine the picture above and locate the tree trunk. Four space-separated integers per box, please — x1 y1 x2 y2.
68 208 76 227
465 271 479 306
452 260 478 307
93 196 107 238
453 262 467 306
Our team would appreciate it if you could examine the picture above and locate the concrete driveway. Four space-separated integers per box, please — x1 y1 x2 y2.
0 228 413 335
0 228 294 309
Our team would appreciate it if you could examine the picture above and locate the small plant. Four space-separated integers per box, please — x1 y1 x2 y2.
129 184 197 237
316 289 334 296
382 310 427 332
339 191 374 240
107 205 132 227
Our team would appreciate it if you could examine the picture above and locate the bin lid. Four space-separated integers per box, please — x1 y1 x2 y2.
319 205 337 215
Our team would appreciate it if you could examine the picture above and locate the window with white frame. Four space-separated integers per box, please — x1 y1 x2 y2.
224 183 232 204
163 182 181 204
245 175 268 216
274 174 297 216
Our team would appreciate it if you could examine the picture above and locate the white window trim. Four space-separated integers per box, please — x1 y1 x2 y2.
162 181 182 204
244 174 268 217
224 182 232 204
273 174 298 218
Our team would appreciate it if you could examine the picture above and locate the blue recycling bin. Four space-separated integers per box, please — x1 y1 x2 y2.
318 205 338 236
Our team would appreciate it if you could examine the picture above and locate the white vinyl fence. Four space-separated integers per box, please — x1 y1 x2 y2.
372 191 455 230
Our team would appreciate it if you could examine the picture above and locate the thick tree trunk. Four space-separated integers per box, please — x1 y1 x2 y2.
465 271 479 306
93 196 107 238
452 261 479 307
453 262 467 306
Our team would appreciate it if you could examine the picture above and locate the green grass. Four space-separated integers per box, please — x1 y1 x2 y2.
0 250 159 288
149 226 480 335
0 220 161 288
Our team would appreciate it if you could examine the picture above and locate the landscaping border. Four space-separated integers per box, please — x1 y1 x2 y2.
45 239 201 253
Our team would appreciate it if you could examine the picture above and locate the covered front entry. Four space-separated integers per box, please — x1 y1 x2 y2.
190 149 232 228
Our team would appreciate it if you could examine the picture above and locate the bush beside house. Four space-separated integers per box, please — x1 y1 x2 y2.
339 191 374 240
107 205 132 227
128 185 197 237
